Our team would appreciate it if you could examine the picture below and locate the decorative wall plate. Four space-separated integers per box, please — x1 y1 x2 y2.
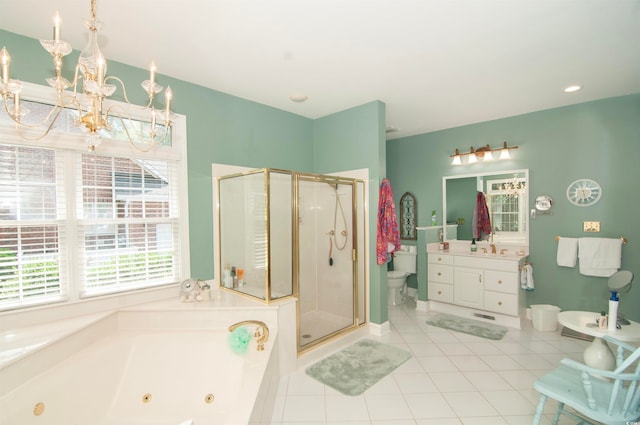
566 179 602 207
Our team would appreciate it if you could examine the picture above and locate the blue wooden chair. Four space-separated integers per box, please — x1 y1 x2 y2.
532 335 640 425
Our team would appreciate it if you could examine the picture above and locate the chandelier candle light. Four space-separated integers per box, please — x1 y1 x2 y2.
0 0 173 151
450 141 518 165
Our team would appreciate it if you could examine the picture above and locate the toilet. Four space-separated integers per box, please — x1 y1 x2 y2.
387 246 417 306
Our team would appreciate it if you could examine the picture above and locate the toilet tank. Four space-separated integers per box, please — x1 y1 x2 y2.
394 249 417 274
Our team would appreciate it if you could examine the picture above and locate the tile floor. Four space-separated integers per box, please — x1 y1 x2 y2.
269 301 592 425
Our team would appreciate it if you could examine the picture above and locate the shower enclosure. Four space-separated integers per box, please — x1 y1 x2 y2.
217 168 366 354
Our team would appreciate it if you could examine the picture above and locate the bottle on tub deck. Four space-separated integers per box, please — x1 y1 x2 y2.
608 291 619 332
231 266 238 288
470 238 477 253
598 311 607 329
223 263 231 288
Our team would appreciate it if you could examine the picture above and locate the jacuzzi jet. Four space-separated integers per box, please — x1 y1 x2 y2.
302 334 312 339
33 402 45 416
142 393 152 403
205 394 215 404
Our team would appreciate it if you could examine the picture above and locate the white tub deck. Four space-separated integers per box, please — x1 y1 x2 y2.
0 291 283 425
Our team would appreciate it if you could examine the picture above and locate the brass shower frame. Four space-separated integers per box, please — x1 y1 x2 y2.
294 172 367 355
216 168 368 355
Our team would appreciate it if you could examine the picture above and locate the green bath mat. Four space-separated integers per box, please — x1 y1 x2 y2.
426 313 508 340
305 339 411 396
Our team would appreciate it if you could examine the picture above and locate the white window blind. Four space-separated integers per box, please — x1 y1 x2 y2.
0 145 68 308
77 154 179 296
0 83 187 312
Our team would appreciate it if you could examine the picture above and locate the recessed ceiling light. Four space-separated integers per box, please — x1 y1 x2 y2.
289 94 308 103
564 85 582 93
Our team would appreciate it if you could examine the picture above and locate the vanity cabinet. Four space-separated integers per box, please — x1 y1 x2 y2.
454 267 484 309
427 248 527 326
427 253 454 303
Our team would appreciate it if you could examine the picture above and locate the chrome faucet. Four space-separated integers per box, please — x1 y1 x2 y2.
228 320 269 351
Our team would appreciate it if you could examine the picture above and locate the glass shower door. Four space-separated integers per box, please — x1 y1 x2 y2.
297 176 356 351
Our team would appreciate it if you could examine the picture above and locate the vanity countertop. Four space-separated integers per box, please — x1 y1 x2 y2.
427 242 528 261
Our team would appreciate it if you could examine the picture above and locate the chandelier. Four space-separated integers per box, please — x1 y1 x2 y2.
502 174 526 197
0 0 173 151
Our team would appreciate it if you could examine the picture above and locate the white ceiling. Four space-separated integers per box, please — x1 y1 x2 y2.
1 0 639 140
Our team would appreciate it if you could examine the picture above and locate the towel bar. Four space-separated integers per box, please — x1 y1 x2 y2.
554 236 627 244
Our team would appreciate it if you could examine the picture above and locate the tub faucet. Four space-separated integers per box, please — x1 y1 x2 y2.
228 320 269 351
490 244 497 255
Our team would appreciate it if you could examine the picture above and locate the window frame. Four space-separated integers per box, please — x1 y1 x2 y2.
486 177 527 244
0 82 190 312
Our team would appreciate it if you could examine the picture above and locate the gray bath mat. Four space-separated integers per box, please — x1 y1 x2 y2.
305 339 411 396
426 313 508 340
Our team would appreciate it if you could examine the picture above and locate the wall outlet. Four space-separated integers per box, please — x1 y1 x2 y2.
583 221 601 232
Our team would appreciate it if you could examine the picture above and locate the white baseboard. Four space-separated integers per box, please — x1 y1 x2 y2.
416 300 428 312
368 320 391 336
428 300 524 329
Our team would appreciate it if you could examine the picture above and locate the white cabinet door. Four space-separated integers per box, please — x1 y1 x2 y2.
454 267 484 309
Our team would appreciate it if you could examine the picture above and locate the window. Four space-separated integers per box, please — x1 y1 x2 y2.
487 177 527 243
0 83 188 311
0 146 66 307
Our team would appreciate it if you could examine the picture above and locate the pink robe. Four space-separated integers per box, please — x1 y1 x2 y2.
376 178 401 265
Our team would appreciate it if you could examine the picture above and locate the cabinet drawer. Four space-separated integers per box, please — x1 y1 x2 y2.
484 291 518 316
428 254 454 266
428 264 454 284
428 282 453 303
485 270 518 294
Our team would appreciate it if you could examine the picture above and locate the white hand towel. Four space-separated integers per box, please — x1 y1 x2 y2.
578 237 622 277
556 237 578 267
522 264 534 290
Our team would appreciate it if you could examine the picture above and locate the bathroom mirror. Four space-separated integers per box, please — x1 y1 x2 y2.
442 169 529 244
535 195 553 211
608 270 633 293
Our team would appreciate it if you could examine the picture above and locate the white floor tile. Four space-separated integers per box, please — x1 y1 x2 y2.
286 370 326 395
428 371 476 392
482 390 537 416
404 392 457 419
448 355 491 371
325 394 370 422
480 354 525 371
415 419 462 425
364 393 413 420
394 372 439 393
442 391 499 417
416 355 458 372
458 416 508 425
463 370 512 391
408 342 444 356
273 301 590 425
281 395 326 422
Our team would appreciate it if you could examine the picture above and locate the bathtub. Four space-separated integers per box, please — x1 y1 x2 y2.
0 304 280 425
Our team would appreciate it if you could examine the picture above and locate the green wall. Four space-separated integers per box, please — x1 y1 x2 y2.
387 95 640 322
0 29 388 324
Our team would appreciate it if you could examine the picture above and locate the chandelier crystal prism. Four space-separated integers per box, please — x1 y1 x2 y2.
0 0 173 151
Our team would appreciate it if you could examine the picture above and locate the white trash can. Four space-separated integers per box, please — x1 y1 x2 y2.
531 304 561 332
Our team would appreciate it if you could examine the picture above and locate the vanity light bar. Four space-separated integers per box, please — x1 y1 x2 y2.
450 141 518 165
